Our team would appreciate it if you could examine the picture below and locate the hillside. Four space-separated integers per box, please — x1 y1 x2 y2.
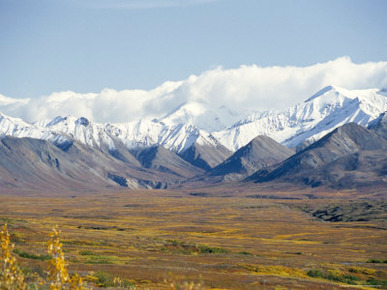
210 135 294 180
248 123 387 188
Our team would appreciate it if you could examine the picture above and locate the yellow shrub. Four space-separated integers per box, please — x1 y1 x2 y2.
0 224 87 289
348 266 376 275
239 263 306 278
0 224 26 290
47 227 70 289
47 227 85 290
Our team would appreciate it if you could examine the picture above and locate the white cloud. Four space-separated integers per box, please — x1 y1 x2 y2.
1 57 387 123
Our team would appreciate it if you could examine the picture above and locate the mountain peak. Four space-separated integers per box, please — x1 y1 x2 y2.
213 86 387 151
248 122 387 188
305 85 335 102
0 87 386 166
46 116 67 127
75 117 90 127
210 134 294 177
367 111 387 139
161 101 242 132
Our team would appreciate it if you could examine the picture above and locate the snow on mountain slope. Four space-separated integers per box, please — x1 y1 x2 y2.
0 112 53 140
0 113 77 149
44 116 117 149
1 86 386 157
106 119 218 153
160 101 242 132
213 86 387 151
0 110 219 154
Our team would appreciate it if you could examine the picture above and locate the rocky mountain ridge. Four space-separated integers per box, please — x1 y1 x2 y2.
247 122 387 188
1 86 386 155
0 86 386 192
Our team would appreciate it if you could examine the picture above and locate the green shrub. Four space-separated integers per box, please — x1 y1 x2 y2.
95 271 135 288
198 245 229 254
14 249 51 261
367 279 387 287
366 258 387 263
238 251 253 256
307 269 323 278
307 268 361 285
343 275 360 284
95 271 114 287
85 255 114 264
79 250 95 256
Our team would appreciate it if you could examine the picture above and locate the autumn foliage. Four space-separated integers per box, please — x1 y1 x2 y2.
0 224 26 289
1 225 83 290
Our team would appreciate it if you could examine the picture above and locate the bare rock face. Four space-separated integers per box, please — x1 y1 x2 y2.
368 111 387 139
248 123 387 188
131 145 204 178
210 135 294 179
0 137 203 193
1 107 387 193
178 141 232 171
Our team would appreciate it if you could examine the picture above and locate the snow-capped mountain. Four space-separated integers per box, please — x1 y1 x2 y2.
0 86 386 158
1 85 387 192
159 101 242 132
44 116 219 153
213 86 387 151
0 111 220 155
0 112 64 142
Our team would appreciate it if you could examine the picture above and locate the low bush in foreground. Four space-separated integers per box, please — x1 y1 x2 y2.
1 224 84 289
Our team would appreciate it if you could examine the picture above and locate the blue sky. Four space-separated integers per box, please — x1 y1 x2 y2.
1 0 386 100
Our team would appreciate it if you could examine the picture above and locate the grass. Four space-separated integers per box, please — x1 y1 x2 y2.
93 271 135 288
13 249 51 261
306 264 386 286
240 264 307 278
77 251 123 264
79 250 95 256
367 278 387 287
238 251 253 256
307 269 360 284
159 239 230 255
0 190 386 289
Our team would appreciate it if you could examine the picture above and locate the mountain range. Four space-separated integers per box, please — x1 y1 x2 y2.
247 122 387 189
0 86 386 193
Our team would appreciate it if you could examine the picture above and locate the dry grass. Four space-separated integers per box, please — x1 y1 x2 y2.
0 188 386 289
